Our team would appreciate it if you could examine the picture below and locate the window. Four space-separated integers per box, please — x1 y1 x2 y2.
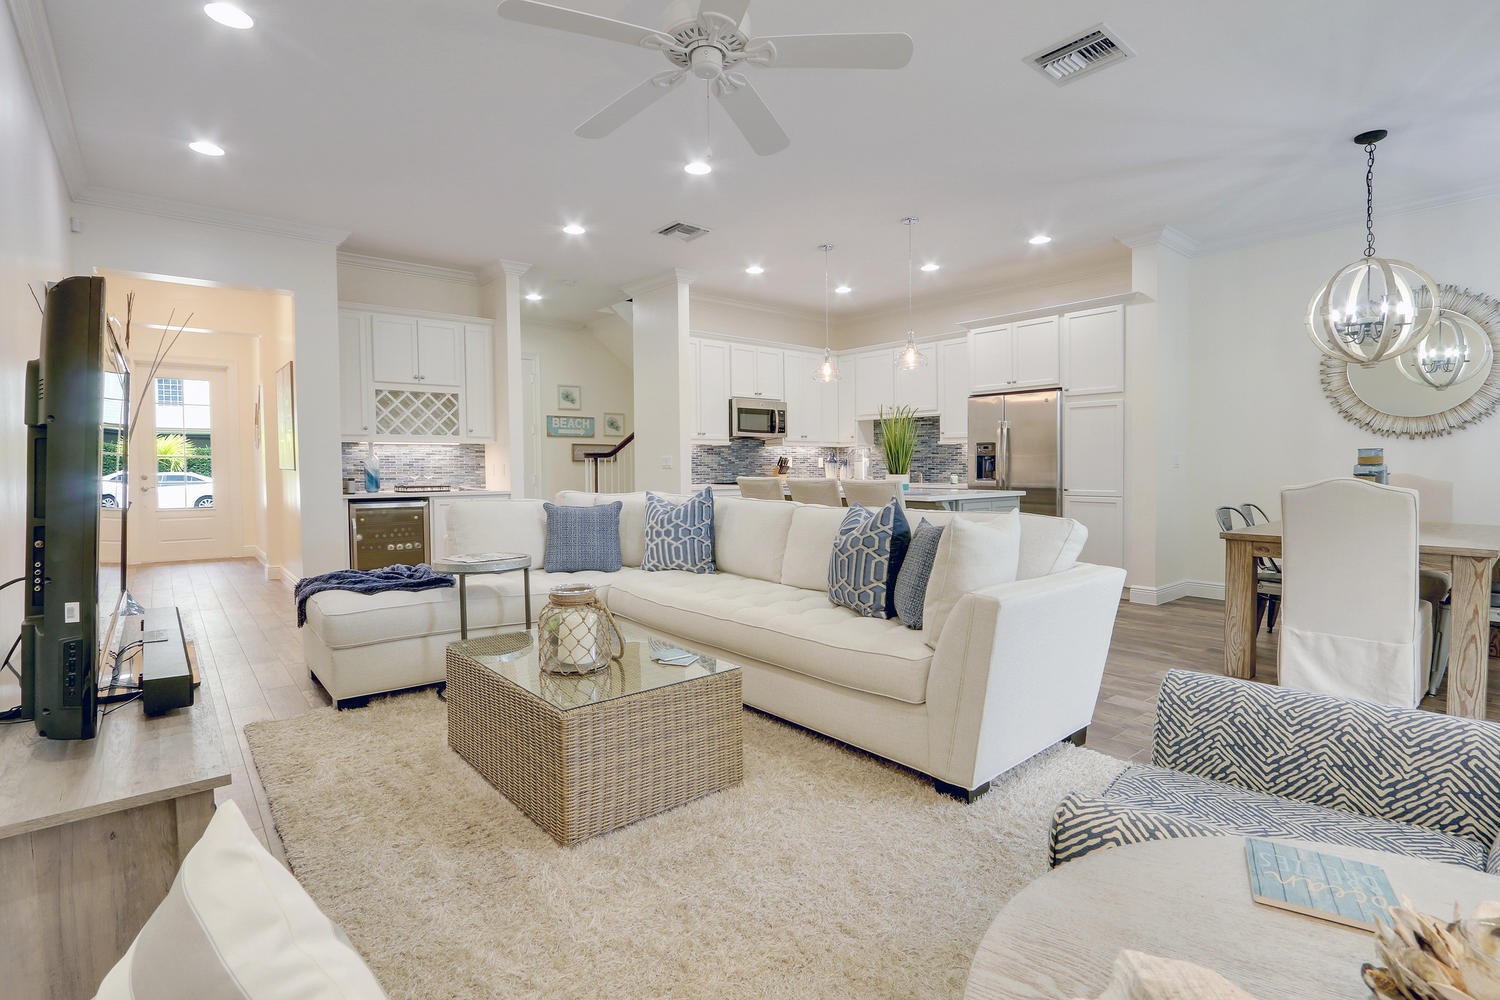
154 377 214 510
155 378 183 406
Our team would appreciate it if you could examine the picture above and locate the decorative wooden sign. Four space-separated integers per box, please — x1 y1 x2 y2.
546 415 595 438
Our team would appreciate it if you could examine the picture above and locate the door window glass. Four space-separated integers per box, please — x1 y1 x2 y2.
154 377 213 510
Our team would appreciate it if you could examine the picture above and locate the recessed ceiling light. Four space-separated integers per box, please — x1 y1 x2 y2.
744 265 764 275
835 284 852 295
1028 234 1053 245
525 291 543 302
684 159 712 176
188 140 225 157
562 223 586 236
203 3 253 29
920 262 940 272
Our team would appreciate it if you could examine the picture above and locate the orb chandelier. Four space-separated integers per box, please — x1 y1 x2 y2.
1397 307 1493 391
812 243 841 383
895 216 929 371
1305 130 1439 366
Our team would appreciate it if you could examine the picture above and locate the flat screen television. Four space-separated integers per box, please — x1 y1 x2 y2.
22 274 132 740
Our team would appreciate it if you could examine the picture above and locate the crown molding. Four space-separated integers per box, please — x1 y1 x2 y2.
74 187 351 245
1116 225 1201 257
8 0 87 196
479 258 532 281
838 257 1132 327
690 290 822 323
338 251 479 285
620 268 696 298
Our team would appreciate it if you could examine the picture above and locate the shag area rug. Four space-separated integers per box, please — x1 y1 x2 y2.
246 692 1126 1000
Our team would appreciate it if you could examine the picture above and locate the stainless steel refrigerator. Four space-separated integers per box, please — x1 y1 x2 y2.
967 390 1062 516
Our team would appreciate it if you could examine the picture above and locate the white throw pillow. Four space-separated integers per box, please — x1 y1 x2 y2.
92 801 387 999
921 512 1021 648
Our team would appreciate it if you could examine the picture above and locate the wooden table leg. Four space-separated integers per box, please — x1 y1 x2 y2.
1446 555 1494 719
1224 539 1258 679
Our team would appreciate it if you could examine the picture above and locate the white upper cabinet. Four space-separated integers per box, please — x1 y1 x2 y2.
893 348 939 413
338 310 371 437
415 319 463 387
1062 304 1126 395
462 324 494 441
937 337 970 441
783 350 840 444
693 338 732 443
371 315 419 384
729 344 784 399
853 349 894 418
729 344 756 397
1012 315 1060 388
970 324 1015 390
836 358 857 446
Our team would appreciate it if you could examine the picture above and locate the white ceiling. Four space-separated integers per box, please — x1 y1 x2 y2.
38 0 1500 324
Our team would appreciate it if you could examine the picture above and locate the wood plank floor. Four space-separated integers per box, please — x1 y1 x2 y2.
50 559 1500 860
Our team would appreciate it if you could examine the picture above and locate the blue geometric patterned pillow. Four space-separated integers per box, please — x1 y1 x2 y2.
827 500 911 619
642 488 716 573
892 519 943 628
542 501 623 573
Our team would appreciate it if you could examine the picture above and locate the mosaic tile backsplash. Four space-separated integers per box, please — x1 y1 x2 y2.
341 443 487 489
691 417 966 485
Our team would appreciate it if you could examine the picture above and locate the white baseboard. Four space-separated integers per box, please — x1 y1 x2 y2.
250 546 267 567
1128 579 1225 605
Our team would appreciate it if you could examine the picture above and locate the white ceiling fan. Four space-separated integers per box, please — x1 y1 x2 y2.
495 0 914 155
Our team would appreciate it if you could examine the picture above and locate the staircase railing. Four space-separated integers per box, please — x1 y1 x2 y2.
584 433 634 494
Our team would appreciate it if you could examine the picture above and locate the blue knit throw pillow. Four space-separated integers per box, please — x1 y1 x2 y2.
893 519 944 628
542 501 623 573
827 499 911 619
642 488 716 573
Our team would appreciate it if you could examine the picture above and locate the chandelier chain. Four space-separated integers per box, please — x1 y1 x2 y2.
1363 142 1377 258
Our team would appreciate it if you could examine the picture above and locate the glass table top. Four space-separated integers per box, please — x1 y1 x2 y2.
448 625 737 711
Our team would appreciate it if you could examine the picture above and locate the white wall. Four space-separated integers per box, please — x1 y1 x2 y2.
1180 194 1500 590
69 205 344 578
336 258 484 319
522 322 633 501
0 8 71 642
691 294 825 349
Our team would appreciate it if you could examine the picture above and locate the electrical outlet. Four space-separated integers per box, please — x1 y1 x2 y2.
660 455 674 470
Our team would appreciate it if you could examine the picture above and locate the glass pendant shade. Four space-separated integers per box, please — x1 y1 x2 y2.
1307 257 1439 366
812 346 841 383
897 332 928 371
1397 308 1491 391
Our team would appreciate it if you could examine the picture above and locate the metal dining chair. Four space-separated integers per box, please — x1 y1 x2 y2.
736 476 785 501
786 478 843 506
1216 505 1281 634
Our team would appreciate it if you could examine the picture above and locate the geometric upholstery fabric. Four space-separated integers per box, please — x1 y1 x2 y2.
541 500 623 573
642 488 716 574
1048 766 1489 871
827 500 911 620
892 519 943 629
1153 669 1500 847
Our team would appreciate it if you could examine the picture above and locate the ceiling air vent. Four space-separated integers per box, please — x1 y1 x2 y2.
1027 24 1133 86
657 221 712 242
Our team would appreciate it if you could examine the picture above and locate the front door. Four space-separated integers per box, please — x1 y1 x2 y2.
126 364 238 563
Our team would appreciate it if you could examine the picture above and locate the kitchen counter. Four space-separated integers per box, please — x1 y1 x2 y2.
346 489 511 502
694 482 1026 512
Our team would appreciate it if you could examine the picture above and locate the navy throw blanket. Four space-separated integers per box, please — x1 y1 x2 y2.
294 564 453 627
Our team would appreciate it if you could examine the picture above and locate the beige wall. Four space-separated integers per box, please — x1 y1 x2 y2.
523 322 634 501
336 259 484 318
0 10 71 638
691 294 826 349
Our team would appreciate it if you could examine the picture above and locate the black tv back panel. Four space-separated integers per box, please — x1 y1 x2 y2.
23 276 107 740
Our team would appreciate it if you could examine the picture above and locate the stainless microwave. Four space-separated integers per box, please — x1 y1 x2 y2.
729 397 787 440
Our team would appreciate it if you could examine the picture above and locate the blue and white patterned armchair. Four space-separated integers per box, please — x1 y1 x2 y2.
1049 669 1500 871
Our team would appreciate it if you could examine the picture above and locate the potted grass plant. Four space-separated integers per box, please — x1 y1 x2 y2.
878 404 917 486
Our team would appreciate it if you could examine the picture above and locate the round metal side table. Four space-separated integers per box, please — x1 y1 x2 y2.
431 552 533 640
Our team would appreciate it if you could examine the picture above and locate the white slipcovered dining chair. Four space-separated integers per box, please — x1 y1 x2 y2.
786 478 843 506
1389 473 1455 695
841 479 903 509
736 476 784 501
1279 478 1432 708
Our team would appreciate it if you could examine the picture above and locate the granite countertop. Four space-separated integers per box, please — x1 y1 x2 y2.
345 489 512 501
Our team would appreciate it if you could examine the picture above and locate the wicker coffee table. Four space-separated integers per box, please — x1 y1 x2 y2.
445 627 743 846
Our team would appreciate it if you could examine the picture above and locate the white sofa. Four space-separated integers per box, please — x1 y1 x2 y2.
302 492 1126 795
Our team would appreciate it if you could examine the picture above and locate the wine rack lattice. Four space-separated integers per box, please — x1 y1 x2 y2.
374 388 460 438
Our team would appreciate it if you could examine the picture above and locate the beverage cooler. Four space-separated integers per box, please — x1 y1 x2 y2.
348 499 430 570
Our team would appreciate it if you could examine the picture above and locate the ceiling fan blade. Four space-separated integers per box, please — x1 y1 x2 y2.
576 73 686 139
698 0 750 26
497 0 666 48
755 32 914 69
715 79 789 156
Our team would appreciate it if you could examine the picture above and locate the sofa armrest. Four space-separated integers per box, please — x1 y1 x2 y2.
1152 669 1500 846
925 563 1126 789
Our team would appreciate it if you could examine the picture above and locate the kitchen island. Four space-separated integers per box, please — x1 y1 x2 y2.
698 482 1026 512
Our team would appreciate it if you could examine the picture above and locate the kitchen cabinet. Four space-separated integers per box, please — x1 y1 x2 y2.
1063 305 1126 395
338 311 372 437
1063 398 1125 494
835 356 857 445
692 338 732 444
462 323 494 441
937 337 970 441
783 350 840 444
893 347 939 413
853 349 894 418
729 344 784 400
971 316 1061 391
369 315 462 387
1063 494 1124 569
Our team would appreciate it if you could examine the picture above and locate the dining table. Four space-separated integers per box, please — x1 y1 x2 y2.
1220 520 1500 718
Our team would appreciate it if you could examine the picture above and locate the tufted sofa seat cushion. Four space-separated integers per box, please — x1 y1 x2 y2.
305 569 630 650
607 570 933 704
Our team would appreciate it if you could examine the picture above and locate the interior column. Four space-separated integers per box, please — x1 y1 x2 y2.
481 259 530 494
623 269 695 493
